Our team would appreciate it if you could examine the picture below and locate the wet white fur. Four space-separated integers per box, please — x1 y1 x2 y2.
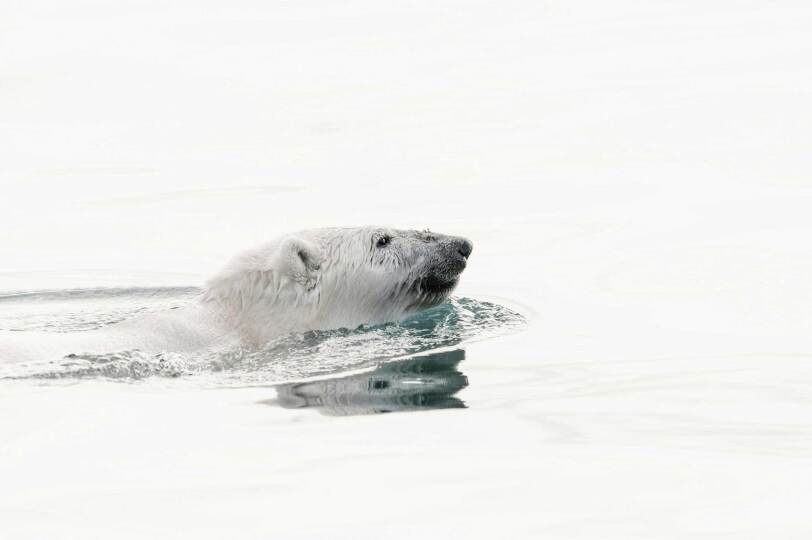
1 227 466 360
201 227 459 344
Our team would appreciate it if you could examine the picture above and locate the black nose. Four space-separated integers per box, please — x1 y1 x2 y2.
455 238 473 259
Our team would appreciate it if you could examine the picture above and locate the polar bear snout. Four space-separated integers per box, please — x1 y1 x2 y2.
454 237 473 260
409 236 469 296
442 236 473 274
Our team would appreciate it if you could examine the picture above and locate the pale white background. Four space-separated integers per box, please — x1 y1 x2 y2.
2 1 812 538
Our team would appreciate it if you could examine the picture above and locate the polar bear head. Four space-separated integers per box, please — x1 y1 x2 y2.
202 227 473 343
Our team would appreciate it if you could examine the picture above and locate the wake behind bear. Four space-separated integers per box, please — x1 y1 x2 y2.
1 227 473 361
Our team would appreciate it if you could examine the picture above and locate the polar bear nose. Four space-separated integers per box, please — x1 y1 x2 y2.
455 238 473 259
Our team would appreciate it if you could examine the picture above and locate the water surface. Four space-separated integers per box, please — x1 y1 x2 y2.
0 287 524 389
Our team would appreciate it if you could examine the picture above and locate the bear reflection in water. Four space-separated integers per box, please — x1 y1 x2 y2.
270 349 468 416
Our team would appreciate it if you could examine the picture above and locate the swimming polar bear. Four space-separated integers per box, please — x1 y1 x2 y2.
1 227 473 361
202 226 473 344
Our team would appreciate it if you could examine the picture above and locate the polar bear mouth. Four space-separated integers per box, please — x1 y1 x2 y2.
405 274 460 310
419 274 459 294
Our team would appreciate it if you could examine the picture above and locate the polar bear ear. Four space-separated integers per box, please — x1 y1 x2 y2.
271 236 323 289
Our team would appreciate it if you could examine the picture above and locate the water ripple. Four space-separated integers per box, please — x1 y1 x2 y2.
2 290 525 385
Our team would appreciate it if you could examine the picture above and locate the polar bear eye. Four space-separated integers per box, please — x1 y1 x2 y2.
376 235 392 248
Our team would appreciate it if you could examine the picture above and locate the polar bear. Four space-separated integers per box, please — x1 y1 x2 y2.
0 227 473 361
201 226 473 344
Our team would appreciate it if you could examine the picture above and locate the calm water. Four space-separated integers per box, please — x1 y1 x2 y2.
269 349 469 416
